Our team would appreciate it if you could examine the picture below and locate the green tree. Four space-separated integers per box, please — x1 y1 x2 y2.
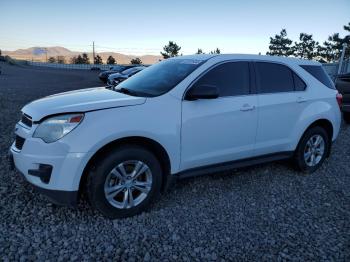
267 29 293 56
71 55 84 64
48 56 56 63
294 33 319 59
107 55 116 65
130 57 142 64
94 55 102 64
196 48 204 54
161 41 181 59
82 53 90 64
322 33 344 61
57 56 65 64
210 48 221 54
318 22 350 62
70 56 76 64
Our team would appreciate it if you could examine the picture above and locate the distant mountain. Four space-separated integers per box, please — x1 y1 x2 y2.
2 46 161 64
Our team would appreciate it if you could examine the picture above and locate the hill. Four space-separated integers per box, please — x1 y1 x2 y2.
2 46 161 64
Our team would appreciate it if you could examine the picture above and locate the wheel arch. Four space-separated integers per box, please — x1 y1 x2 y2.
296 118 334 156
78 136 172 196
303 119 333 141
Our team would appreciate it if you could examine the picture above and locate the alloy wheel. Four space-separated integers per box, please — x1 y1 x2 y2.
303 134 325 167
104 160 152 209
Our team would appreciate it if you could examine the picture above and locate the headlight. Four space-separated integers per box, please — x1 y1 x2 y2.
33 113 84 143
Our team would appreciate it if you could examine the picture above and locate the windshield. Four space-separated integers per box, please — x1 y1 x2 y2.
110 65 123 71
118 59 204 97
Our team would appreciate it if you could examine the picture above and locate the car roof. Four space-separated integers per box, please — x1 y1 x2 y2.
171 54 320 66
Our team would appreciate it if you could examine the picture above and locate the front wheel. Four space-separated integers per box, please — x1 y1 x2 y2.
86 146 162 219
294 126 330 173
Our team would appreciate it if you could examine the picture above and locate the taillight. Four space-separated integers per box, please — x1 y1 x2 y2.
336 93 343 108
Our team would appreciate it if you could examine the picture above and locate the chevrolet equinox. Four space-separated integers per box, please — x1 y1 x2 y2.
9 54 342 218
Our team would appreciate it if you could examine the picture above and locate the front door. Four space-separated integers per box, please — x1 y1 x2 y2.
181 61 258 170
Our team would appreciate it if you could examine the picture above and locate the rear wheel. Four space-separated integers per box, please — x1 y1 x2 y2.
86 146 162 218
344 112 350 124
294 126 330 173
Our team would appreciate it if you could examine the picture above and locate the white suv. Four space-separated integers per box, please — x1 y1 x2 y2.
9 54 342 218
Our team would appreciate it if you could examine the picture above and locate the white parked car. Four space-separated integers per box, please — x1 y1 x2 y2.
107 66 146 86
9 54 342 218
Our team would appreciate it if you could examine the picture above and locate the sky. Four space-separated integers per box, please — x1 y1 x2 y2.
0 0 349 56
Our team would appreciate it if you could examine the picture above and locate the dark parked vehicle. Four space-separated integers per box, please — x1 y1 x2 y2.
335 73 350 123
107 66 146 86
98 65 139 83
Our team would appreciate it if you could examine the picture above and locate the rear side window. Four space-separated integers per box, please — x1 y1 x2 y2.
255 62 294 93
195 62 250 97
300 65 335 89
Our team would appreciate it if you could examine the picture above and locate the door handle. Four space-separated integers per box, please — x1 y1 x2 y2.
240 104 255 111
296 97 307 103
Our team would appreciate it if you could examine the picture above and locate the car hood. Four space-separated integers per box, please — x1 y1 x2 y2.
99 70 118 76
22 87 146 121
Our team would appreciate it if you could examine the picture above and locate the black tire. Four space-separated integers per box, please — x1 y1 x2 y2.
344 112 350 124
86 145 162 219
293 126 330 173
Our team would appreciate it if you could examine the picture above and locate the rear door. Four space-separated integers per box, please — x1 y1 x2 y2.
253 62 307 156
181 61 258 170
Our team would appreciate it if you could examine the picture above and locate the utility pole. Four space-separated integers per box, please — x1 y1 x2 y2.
337 43 347 76
92 41 95 65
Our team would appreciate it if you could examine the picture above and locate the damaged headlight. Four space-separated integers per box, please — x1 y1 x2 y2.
33 113 84 143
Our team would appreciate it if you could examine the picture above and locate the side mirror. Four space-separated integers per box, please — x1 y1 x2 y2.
185 84 219 100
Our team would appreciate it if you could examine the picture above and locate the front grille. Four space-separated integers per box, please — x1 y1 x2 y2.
15 135 25 150
21 113 32 127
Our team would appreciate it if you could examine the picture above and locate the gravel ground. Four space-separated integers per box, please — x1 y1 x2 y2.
0 61 350 261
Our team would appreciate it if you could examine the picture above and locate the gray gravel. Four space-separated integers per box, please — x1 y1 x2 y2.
1 61 350 261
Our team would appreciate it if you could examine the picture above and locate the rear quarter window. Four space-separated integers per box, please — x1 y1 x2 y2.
300 65 335 89
293 73 307 91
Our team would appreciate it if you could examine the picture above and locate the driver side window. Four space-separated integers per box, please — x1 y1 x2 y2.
194 62 250 97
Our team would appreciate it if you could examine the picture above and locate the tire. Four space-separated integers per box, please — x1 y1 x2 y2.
86 146 162 219
293 126 330 173
344 112 350 124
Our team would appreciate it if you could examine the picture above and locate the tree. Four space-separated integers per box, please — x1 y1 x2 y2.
317 22 350 62
210 48 221 54
48 57 56 63
0 49 2 56
130 57 142 64
94 55 102 64
57 56 65 64
344 22 350 32
267 29 293 56
293 33 319 60
107 55 116 65
196 48 204 54
82 53 90 64
71 55 84 64
161 41 181 59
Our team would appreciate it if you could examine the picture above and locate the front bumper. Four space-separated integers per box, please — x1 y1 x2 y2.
99 74 109 83
9 122 90 206
9 146 81 207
